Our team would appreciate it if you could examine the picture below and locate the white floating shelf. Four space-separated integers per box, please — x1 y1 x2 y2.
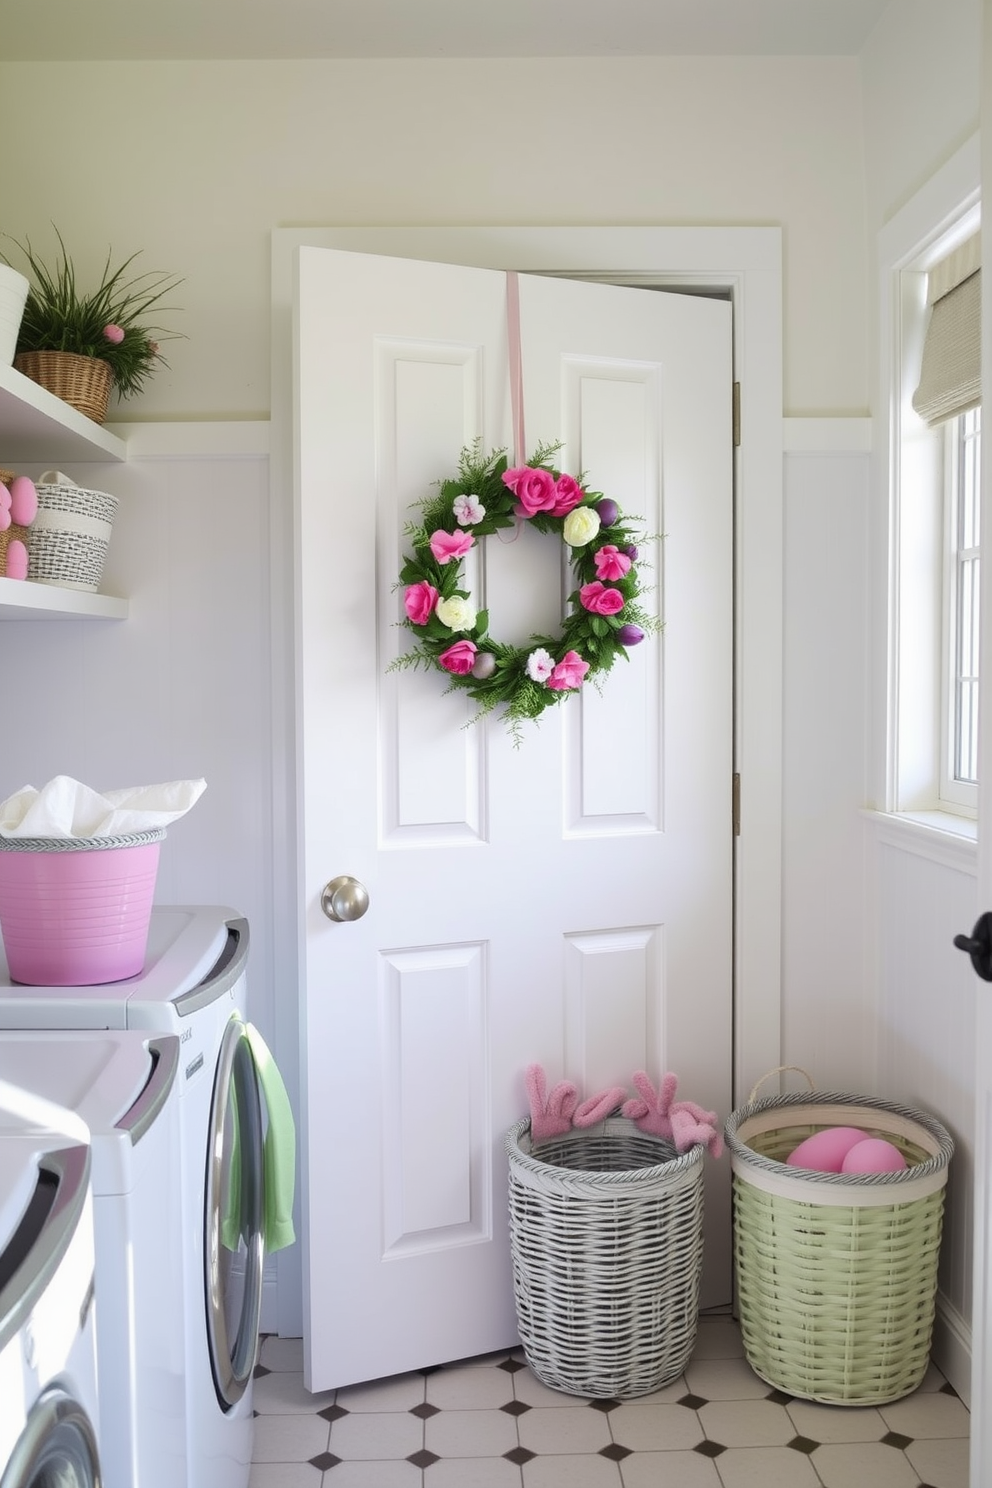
0 362 126 465
0 577 128 620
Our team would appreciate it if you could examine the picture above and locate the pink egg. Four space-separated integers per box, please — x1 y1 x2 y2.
5 538 27 579
8 475 37 526
786 1126 868 1171
840 1138 907 1174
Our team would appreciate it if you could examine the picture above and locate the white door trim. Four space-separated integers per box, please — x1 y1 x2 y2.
269 224 784 1336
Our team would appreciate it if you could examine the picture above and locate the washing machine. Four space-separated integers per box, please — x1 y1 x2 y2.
0 1030 185 1488
0 907 264 1488
0 1080 101 1488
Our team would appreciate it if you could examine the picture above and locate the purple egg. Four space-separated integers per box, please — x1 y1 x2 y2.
471 652 496 679
624 544 639 561
617 624 645 646
595 498 619 527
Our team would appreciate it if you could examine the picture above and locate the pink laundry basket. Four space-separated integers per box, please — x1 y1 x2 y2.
0 830 164 985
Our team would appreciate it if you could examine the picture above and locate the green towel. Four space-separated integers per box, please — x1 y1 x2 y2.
220 1023 297 1255
246 1022 297 1254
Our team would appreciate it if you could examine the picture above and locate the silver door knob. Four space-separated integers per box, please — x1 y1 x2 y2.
321 876 370 923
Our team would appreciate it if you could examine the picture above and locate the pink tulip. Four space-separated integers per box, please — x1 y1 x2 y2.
547 651 590 691
102 324 125 344
404 581 439 626
438 640 478 675
579 581 625 617
429 529 474 565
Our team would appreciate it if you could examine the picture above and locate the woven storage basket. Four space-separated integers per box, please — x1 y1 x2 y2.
506 1115 705 1398
14 351 113 424
30 471 118 592
0 830 164 985
724 1072 954 1406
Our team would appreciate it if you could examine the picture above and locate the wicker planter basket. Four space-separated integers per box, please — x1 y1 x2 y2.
505 1115 705 1399
14 351 113 424
724 1075 954 1406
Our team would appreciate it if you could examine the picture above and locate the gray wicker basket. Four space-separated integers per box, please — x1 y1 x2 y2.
506 1115 705 1398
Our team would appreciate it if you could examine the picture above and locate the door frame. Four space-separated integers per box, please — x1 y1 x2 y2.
269 224 784 1336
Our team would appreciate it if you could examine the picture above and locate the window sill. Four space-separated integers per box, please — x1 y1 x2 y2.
863 808 977 874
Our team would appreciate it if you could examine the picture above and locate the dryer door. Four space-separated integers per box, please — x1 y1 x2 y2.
204 1015 264 1409
1 1387 100 1488
0 1148 100 1488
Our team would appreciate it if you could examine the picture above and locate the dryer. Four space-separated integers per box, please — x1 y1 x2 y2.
0 1030 184 1488
0 907 264 1488
0 1081 101 1488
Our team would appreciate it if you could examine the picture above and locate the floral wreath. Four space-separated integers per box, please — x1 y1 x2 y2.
392 441 658 737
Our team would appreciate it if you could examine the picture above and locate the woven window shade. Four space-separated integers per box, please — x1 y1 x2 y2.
912 232 981 427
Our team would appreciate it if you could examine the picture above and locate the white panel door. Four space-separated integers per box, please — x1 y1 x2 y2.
294 247 733 1391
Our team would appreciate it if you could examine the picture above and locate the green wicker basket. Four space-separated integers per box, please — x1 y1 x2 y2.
724 1072 954 1406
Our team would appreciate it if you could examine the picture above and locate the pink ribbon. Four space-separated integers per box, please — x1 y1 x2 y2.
506 271 526 468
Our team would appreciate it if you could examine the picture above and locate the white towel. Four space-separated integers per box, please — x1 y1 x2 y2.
0 775 207 838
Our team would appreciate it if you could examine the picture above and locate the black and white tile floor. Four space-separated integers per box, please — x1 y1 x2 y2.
249 1315 969 1488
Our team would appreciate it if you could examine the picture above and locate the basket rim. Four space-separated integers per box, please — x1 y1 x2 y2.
724 1090 954 1189
0 830 166 852
506 1113 704 1185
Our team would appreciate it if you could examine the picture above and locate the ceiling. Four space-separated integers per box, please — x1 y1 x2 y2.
1 0 891 62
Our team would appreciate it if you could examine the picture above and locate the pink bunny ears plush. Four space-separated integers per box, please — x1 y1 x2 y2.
622 1070 724 1159
524 1064 723 1158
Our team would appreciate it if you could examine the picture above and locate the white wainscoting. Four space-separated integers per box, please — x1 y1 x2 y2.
868 814 978 1402
782 443 872 1093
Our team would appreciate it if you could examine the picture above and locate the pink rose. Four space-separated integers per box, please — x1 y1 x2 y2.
502 465 557 515
547 651 590 690
579 581 625 616
551 474 584 517
102 323 125 344
438 640 478 675
593 545 632 581
404 580 439 625
429 529 474 564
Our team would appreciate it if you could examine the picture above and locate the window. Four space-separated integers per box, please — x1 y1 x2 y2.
883 163 981 828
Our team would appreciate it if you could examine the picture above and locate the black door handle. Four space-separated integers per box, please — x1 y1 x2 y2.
954 912 992 981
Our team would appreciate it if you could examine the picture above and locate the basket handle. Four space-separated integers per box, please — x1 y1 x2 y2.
748 1065 815 1105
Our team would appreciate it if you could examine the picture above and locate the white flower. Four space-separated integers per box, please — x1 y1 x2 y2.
562 507 602 547
453 493 486 526
526 648 555 683
436 595 477 631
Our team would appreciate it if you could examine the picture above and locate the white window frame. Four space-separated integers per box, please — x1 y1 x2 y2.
874 134 981 837
940 408 980 815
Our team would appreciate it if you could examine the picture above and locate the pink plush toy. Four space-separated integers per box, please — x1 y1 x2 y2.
622 1070 724 1158
572 1086 627 1127
525 1063 579 1143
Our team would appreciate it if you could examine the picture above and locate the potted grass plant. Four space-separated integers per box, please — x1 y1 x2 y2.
3 227 183 424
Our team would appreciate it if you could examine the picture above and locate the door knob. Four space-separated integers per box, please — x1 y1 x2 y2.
321 876 370 923
953 911 992 981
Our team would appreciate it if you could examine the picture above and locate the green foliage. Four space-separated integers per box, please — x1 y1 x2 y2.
390 441 662 743
3 227 183 399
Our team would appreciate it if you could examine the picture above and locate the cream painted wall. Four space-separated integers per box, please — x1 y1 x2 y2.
0 55 865 421
861 0 981 234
